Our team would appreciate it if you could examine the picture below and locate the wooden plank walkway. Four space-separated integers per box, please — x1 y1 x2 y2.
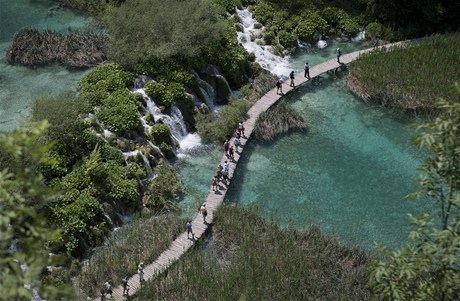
93 41 406 300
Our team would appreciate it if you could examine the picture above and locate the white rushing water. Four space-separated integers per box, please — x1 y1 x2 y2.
236 8 291 78
352 30 366 42
133 87 202 152
123 149 156 179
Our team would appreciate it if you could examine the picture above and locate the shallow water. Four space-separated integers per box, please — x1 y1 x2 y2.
176 40 430 249
0 0 91 131
226 76 429 249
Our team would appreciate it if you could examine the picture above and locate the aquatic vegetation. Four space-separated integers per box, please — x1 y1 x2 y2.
77 213 184 298
6 28 107 69
254 102 307 141
136 205 372 300
348 33 460 113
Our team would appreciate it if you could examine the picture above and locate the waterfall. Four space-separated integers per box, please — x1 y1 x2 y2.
123 149 155 180
352 30 366 42
132 87 202 151
316 39 328 49
236 8 291 77
197 78 217 112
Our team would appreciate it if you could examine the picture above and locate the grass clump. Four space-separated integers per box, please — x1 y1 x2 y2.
6 28 107 69
76 213 184 298
254 102 307 141
136 205 372 300
347 33 460 114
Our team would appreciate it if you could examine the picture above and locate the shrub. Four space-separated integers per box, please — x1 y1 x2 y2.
196 99 250 142
104 0 223 66
366 22 382 39
278 30 298 49
146 163 182 210
262 31 276 45
97 89 142 134
150 123 172 146
295 10 327 42
339 16 360 36
79 63 133 93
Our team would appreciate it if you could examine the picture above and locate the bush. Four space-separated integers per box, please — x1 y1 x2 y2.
146 163 183 210
79 63 133 93
254 102 307 140
104 0 223 66
365 22 382 39
97 89 142 134
262 31 276 45
196 99 250 142
348 33 460 112
295 11 327 42
150 123 172 146
278 30 298 49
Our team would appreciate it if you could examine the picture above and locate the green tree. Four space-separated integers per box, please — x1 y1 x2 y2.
369 86 460 300
104 0 223 66
0 121 74 300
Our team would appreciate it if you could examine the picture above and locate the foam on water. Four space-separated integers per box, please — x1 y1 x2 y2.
236 8 291 77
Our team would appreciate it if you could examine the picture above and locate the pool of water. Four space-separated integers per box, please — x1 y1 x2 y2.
0 0 92 131
176 40 431 250
226 75 429 250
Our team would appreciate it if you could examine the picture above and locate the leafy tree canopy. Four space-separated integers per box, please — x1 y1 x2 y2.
369 85 460 300
104 0 223 66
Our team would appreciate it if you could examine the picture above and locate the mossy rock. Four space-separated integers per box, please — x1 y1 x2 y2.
235 23 244 32
254 22 263 29
215 75 232 103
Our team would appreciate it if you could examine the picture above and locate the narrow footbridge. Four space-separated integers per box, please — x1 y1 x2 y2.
93 41 405 300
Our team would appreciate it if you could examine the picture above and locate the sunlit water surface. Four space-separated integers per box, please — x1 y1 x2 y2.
0 0 92 131
176 42 430 249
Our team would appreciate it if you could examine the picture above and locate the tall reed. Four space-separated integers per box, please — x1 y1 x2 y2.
136 205 372 300
254 102 307 141
348 33 460 114
76 213 184 298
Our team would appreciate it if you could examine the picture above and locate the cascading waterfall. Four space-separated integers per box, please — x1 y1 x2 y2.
132 86 202 152
123 150 155 180
352 30 366 42
236 8 291 77
197 78 217 112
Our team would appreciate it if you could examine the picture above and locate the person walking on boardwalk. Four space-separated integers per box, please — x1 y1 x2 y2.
103 280 112 298
289 71 295 87
186 220 194 239
212 176 218 191
228 145 234 159
122 276 130 296
304 62 310 79
276 79 283 94
234 137 241 152
138 262 145 284
238 121 245 137
223 139 230 157
200 203 208 224
336 48 342 63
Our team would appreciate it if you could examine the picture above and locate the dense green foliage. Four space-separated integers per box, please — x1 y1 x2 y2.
150 123 172 146
0 122 74 300
146 164 183 211
348 34 460 112
97 89 142 134
52 146 139 255
104 0 222 67
196 99 250 142
254 102 307 141
369 91 460 300
136 205 372 300
31 93 99 178
77 213 183 298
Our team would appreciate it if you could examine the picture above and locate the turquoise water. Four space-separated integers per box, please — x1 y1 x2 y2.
226 76 429 249
176 41 430 250
0 0 91 131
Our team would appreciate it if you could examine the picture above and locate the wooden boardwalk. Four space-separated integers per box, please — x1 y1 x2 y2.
94 41 405 300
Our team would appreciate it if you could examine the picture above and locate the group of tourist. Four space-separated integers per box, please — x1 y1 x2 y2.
276 49 344 95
